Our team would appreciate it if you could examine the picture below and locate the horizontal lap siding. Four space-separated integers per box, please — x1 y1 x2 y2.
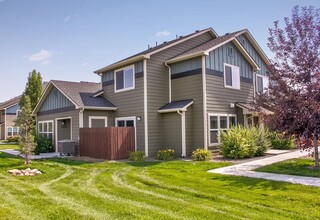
171 74 204 149
83 110 115 128
147 32 213 156
103 77 144 151
5 115 17 127
37 110 80 146
163 113 182 156
206 74 254 114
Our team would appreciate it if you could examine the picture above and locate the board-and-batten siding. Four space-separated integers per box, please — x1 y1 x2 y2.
82 110 115 128
206 41 253 79
39 87 73 112
147 32 213 156
102 64 145 152
237 34 268 76
6 104 20 114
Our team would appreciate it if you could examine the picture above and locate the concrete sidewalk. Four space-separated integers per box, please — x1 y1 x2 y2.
208 150 320 187
1 149 61 159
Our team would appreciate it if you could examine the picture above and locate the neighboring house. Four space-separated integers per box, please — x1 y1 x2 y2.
33 27 272 157
0 96 21 140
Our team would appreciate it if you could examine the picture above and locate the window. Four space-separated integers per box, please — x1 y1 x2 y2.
89 116 108 128
224 63 240 90
256 74 269 93
208 114 237 145
115 65 135 92
116 118 135 127
7 127 19 137
38 121 53 140
16 110 21 116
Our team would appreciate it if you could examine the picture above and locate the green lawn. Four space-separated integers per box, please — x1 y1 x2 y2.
1 153 320 219
256 158 320 178
0 143 19 150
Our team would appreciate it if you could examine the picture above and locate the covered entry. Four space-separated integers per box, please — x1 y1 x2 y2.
236 103 273 128
55 117 72 150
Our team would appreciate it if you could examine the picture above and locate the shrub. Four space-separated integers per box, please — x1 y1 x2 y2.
220 125 270 159
270 132 295 150
128 151 145 162
192 148 211 161
157 149 176 161
34 135 54 155
7 135 20 143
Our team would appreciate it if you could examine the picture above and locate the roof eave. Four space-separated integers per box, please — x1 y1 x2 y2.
232 39 260 71
94 55 150 75
81 106 117 111
158 108 188 113
166 51 207 65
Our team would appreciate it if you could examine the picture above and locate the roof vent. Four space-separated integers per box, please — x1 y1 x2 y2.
179 35 183 38
163 41 167 44
225 33 230 35
195 30 199 33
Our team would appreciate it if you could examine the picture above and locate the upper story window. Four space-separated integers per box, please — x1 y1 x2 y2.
256 74 269 94
224 63 240 90
115 65 135 92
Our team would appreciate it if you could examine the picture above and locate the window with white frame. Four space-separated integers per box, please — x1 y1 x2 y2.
116 117 135 127
38 121 53 140
256 74 269 94
209 114 237 145
115 65 135 92
224 63 240 90
7 127 19 137
16 110 21 116
89 116 108 128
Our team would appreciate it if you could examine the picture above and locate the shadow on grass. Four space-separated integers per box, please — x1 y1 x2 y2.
126 161 163 167
46 158 94 166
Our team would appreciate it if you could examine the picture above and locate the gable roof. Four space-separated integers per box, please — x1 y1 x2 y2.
158 99 193 113
166 29 270 71
94 28 218 74
33 80 116 114
0 95 21 110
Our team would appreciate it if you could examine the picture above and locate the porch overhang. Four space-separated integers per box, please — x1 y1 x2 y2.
158 99 193 113
236 103 273 115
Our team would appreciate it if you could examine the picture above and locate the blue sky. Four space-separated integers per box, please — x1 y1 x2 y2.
0 0 319 102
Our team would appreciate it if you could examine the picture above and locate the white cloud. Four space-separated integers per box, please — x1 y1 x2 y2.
28 49 52 62
64 15 71 22
155 30 171 38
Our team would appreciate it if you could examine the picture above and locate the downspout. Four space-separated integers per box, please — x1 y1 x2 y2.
4 108 6 140
79 107 84 142
177 110 186 157
165 62 172 103
253 70 256 98
201 56 208 150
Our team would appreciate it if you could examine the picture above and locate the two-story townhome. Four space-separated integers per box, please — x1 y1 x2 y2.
33 27 271 157
0 96 21 140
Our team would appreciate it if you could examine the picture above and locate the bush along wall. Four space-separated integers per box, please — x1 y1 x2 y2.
220 125 271 159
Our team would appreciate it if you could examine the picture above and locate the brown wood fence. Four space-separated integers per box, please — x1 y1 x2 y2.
79 127 135 160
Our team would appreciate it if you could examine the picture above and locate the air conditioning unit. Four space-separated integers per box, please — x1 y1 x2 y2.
58 140 75 156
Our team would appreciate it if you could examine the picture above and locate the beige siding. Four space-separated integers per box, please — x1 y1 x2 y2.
163 113 182 156
37 110 80 149
103 77 144 151
171 74 204 149
206 74 254 114
83 110 115 128
147 32 213 156
5 115 17 127
185 107 193 155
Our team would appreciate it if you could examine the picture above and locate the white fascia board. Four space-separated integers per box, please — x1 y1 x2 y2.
81 106 117 111
166 52 207 65
158 108 187 113
92 91 104 97
243 31 271 65
233 39 260 71
94 55 149 75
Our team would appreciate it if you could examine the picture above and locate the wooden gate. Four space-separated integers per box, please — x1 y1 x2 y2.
79 127 135 160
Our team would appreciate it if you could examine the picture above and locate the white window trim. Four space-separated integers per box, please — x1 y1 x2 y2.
7 126 19 137
224 63 241 90
114 64 135 93
208 113 237 146
115 116 137 151
54 117 72 152
88 116 108 128
256 74 269 94
16 110 21 116
38 120 54 141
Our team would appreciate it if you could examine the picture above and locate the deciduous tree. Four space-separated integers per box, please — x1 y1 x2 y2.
258 6 320 169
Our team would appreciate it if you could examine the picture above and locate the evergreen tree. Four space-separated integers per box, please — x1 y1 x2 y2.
20 69 43 110
16 96 36 165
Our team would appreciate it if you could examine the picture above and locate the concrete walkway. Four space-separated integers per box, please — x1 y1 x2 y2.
1 149 61 159
208 150 320 187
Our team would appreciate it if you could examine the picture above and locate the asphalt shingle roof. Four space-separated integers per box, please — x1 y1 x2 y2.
51 80 115 108
159 99 193 111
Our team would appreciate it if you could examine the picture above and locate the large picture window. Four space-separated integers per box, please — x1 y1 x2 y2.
38 121 53 140
256 74 269 94
224 63 240 90
208 114 237 145
115 65 135 92
7 127 19 137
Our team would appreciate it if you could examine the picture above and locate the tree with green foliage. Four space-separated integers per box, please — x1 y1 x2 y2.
15 96 36 165
20 69 43 110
